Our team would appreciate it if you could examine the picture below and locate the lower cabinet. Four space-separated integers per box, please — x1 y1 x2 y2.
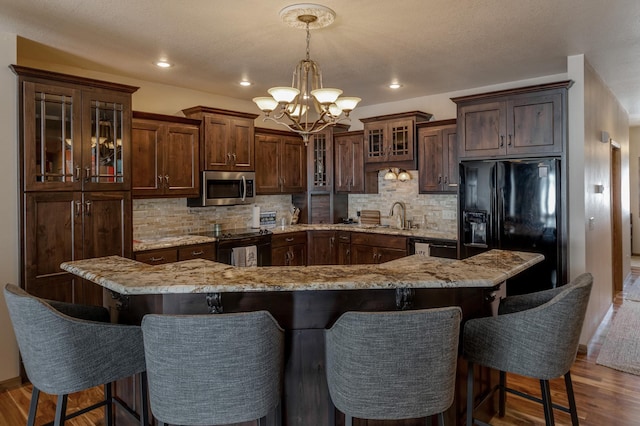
307 230 338 265
350 233 407 264
337 232 351 265
135 243 215 265
271 232 307 266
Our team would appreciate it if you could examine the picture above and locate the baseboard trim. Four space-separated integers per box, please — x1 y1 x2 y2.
577 343 588 355
0 376 23 392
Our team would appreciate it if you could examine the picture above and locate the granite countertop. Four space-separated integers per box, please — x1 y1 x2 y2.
133 224 456 252
61 249 543 295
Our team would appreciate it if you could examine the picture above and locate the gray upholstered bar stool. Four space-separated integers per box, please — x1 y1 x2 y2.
463 272 593 426
325 307 462 426
141 310 284 426
3 284 148 426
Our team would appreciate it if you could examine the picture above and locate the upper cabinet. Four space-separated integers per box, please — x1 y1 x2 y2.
417 119 458 193
12 65 137 192
182 106 258 172
334 130 365 193
132 112 201 198
360 111 432 169
452 81 572 159
255 128 306 194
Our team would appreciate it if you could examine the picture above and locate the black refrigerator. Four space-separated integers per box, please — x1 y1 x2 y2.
459 158 566 295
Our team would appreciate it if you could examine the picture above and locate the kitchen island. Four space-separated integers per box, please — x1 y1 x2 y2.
61 250 543 426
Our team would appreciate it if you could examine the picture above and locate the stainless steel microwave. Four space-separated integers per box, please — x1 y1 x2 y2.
187 171 255 207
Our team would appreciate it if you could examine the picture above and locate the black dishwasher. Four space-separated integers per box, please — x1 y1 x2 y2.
408 237 458 259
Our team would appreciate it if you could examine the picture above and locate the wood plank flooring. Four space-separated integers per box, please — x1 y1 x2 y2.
2 278 640 426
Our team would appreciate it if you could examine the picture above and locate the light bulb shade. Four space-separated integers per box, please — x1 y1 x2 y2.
311 88 343 104
268 86 300 103
334 96 361 112
253 97 279 112
398 170 411 182
287 103 308 117
384 169 398 180
328 103 342 116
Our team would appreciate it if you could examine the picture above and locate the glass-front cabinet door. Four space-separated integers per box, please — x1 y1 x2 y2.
311 131 329 190
82 89 131 191
23 82 82 191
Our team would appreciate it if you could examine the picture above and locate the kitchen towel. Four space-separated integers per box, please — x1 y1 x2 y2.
251 205 261 229
245 245 257 267
231 247 246 267
414 242 430 256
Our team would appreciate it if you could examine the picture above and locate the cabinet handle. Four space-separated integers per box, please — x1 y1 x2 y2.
85 167 91 182
165 175 170 187
84 201 92 216
75 166 81 182
232 153 237 164
226 153 232 164
75 201 82 217
444 176 448 184
149 257 165 262
500 135 505 147
191 250 205 256
330 237 335 250
285 237 295 242
438 175 442 184
508 134 512 146
158 175 164 186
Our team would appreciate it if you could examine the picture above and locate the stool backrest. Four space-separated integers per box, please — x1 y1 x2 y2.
325 306 462 420
141 311 284 425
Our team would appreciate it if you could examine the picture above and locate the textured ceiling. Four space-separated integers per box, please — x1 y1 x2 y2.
1 0 640 123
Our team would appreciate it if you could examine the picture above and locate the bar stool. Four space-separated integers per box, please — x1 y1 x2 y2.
3 284 148 426
141 310 284 425
463 273 593 426
325 307 462 425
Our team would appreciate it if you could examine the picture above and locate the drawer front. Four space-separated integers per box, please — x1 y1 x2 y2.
135 248 178 265
272 231 307 248
350 232 406 250
337 231 351 243
178 244 216 261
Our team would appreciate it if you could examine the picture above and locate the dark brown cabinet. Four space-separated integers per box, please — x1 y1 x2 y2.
132 112 200 198
361 111 432 169
255 128 306 194
350 233 407 264
271 232 307 266
418 119 458 193
24 191 131 304
135 243 215 265
336 231 351 265
334 130 366 193
12 66 137 305
182 106 257 172
453 81 571 159
307 230 338 265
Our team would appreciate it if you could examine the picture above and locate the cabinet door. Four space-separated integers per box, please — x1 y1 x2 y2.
281 135 306 193
376 247 407 263
229 117 254 171
507 92 563 155
202 115 232 170
164 124 200 196
132 119 163 196
271 245 290 266
22 81 83 191
350 244 377 265
255 133 281 194
443 126 459 189
309 132 331 191
388 118 415 162
335 133 365 193
418 127 444 193
288 244 307 266
307 231 337 265
364 121 387 163
458 101 507 158
24 192 83 303
81 89 131 191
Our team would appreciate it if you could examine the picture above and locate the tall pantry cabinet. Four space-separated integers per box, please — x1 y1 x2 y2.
12 66 138 306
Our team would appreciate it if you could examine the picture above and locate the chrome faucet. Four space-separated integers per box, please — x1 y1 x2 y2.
389 201 406 230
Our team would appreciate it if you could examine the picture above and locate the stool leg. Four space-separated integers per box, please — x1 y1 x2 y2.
466 361 474 426
499 370 506 417
345 413 353 426
54 394 68 426
26 387 40 426
139 372 149 426
105 382 113 426
438 412 445 426
564 372 579 426
540 379 555 425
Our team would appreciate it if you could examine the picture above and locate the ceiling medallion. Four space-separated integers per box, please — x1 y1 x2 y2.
253 3 361 145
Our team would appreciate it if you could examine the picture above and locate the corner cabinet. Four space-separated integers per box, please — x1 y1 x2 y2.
182 106 258 172
361 111 432 170
452 81 572 159
255 128 306 194
417 119 458 193
12 65 137 305
132 112 200 198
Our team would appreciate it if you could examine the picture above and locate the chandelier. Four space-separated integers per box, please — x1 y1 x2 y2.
253 4 361 145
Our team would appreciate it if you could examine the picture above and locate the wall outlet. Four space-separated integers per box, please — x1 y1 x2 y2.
442 210 457 220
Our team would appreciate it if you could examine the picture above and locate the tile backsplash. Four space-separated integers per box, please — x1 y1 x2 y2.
133 170 458 240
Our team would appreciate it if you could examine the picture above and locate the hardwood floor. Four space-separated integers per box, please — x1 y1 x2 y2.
1 278 640 426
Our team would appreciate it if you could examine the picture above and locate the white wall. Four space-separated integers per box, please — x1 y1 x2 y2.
0 32 20 384
630 126 640 254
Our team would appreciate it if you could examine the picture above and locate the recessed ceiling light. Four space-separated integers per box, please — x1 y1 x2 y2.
389 82 402 89
240 80 252 87
155 60 173 68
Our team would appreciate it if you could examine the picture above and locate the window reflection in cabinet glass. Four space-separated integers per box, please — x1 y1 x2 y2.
35 92 74 182
90 100 124 183
313 133 327 187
